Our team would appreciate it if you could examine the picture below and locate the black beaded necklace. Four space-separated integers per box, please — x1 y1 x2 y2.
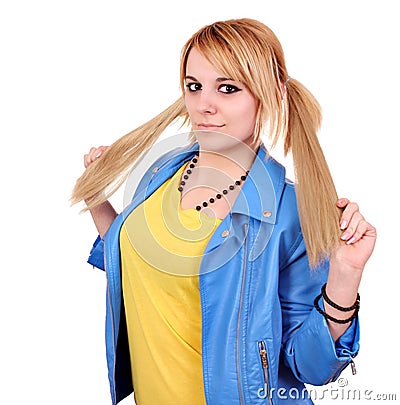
178 153 249 211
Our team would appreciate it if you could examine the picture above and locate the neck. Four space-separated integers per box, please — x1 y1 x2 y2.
179 137 259 218
196 136 259 180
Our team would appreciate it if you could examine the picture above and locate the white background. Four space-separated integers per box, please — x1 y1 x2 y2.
1 0 398 403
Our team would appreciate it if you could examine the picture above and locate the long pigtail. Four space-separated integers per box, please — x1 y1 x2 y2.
71 96 187 210
284 78 341 267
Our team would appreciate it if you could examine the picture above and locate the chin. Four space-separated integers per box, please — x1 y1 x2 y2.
193 129 248 152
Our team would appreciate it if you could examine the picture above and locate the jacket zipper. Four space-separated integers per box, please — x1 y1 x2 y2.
236 223 249 405
258 341 273 405
350 359 357 375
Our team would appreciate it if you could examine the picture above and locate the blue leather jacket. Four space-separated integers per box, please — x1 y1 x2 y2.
87 143 359 404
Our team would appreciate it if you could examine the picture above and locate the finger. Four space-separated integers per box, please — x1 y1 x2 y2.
84 147 98 168
342 217 369 245
84 146 108 168
336 198 350 209
340 211 363 241
339 201 359 230
84 153 90 168
88 146 100 159
84 148 96 168
94 145 107 158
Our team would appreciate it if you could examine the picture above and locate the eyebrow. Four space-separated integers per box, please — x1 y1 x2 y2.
184 75 235 82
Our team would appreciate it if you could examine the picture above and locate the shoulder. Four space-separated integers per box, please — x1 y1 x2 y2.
264 153 301 233
276 181 301 238
263 152 299 225
280 179 298 213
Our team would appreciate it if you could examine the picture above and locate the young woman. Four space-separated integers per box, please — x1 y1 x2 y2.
72 18 376 405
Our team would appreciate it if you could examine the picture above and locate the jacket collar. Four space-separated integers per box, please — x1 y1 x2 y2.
231 144 286 224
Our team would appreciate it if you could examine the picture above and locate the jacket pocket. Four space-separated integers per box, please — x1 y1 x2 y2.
257 340 273 405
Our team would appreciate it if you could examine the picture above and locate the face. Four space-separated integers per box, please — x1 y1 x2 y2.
184 48 258 150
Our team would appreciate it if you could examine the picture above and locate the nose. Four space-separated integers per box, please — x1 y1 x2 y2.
197 89 217 115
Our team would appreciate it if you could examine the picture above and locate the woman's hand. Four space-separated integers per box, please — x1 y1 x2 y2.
334 198 377 272
324 198 376 341
82 145 116 237
84 146 108 168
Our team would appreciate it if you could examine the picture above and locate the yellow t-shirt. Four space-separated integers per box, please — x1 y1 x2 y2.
120 163 221 405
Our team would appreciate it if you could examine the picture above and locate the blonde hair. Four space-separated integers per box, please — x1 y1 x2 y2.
71 18 341 267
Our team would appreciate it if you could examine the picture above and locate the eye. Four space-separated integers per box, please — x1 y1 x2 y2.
186 82 202 92
219 84 241 94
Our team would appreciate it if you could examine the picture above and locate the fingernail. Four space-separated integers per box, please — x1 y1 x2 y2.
95 152 102 158
340 220 347 230
341 232 350 240
346 237 356 245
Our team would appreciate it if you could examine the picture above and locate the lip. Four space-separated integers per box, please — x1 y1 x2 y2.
197 123 225 129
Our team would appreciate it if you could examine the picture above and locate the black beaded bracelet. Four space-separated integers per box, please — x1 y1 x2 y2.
321 283 360 312
314 293 359 324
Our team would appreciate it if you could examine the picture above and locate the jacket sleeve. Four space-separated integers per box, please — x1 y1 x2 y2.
84 157 156 273
87 235 105 271
85 158 155 272
279 235 360 386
